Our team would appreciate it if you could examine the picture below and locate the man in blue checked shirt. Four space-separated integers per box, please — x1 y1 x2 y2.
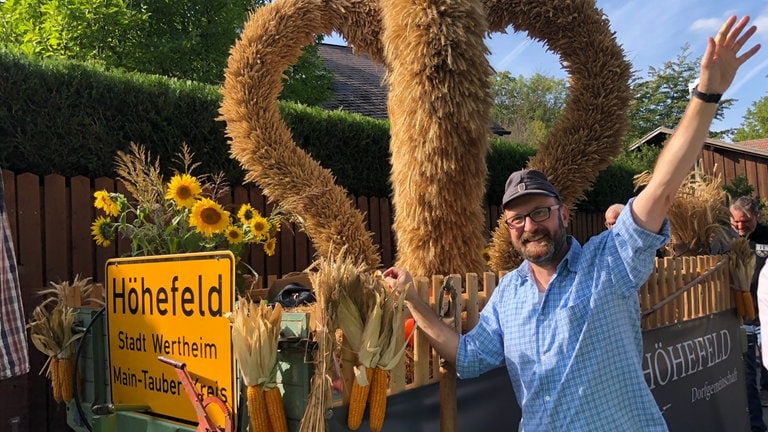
384 15 760 432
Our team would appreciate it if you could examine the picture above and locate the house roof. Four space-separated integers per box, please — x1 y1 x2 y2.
317 43 510 135
629 126 768 158
318 43 389 120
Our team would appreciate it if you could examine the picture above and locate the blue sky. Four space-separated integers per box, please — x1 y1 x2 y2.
324 1 768 138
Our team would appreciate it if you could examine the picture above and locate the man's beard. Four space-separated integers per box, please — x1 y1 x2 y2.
514 219 568 266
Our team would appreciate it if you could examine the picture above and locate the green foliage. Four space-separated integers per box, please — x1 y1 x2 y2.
732 96 768 142
489 72 567 146
577 162 639 213
0 0 147 65
0 0 332 102
281 105 392 196
616 143 660 174
0 50 390 196
627 45 732 143
722 174 754 203
279 39 335 106
486 139 536 205
124 0 254 84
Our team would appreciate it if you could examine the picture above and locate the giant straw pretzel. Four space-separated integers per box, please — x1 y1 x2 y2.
219 0 631 276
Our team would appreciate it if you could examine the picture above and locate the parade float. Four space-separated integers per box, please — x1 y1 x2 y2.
23 0 751 430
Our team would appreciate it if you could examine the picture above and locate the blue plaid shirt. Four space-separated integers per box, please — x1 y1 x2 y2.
457 200 669 431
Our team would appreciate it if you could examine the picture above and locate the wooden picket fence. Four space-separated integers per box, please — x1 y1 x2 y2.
373 255 732 396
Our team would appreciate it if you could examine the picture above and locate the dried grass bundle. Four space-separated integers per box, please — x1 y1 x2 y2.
301 255 373 432
634 166 728 257
383 0 492 277
219 0 380 271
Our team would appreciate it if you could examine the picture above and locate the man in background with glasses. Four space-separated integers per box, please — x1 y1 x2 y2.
385 15 760 431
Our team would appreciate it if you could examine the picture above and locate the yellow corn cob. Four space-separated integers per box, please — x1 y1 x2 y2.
734 290 745 319
265 386 288 432
58 356 74 402
347 367 373 430
742 291 756 321
247 385 269 432
50 357 62 403
368 367 389 432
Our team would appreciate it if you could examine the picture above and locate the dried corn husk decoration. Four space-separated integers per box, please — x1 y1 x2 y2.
28 304 80 402
228 298 283 432
27 275 98 403
368 278 409 432
728 236 756 321
336 276 382 430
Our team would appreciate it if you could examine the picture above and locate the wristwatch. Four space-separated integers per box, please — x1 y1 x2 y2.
691 85 722 103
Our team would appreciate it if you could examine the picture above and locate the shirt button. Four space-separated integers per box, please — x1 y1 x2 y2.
544 396 550 401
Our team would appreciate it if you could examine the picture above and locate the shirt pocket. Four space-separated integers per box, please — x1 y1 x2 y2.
553 297 591 353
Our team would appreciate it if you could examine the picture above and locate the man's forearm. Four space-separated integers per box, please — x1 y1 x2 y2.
405 295 460 364
632 98 718 232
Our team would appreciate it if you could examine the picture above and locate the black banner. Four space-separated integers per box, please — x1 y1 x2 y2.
328 310 747 431
642 310 749 431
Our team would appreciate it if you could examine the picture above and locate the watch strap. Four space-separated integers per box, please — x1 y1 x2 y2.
691 85 722 103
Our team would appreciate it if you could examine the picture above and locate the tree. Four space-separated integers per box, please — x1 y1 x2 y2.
722 174 754 202
489 71 567 146
627 45 733 143
279 37 334 106
731 96 768 142
0 0 334 105
0 0 147 65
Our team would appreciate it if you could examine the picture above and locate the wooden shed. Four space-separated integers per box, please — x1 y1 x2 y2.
631 126 768 199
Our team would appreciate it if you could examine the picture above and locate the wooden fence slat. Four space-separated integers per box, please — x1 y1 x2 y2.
44 174 69 284
412 276 432 387
465 273 479 331
70 176 95 280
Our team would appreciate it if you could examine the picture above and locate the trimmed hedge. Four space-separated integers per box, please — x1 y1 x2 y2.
0 50 640 209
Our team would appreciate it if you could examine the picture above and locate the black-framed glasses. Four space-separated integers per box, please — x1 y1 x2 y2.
504 205 560 229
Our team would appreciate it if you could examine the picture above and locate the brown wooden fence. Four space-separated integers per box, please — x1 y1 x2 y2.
0 169 605 432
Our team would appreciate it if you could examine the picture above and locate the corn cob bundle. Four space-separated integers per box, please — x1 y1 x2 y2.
27 302 81 402
228 298 283 432
368 275 409 432
339 283 382 430
728 236 756 321
27 276 97 403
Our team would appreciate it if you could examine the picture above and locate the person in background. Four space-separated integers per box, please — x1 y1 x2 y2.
0 175 29 380
384 16 760 431
604 203 624 229
733 196 768 427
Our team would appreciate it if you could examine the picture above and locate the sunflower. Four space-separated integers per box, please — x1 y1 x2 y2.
93 191 119 217
165 173 202 209
250 215 270 239
237 203 259 225
189 198 230 237
269 220 281 238
91 216 113 247
263 237 277 256
225 225 244 244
